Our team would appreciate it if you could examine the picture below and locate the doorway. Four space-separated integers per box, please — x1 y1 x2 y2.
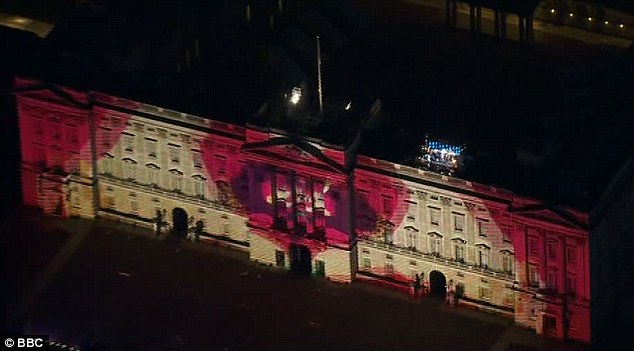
172 207 188 237
289 244 312 276
429 270 447 298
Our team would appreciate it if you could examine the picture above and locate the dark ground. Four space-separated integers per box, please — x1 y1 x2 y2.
3 209 590 351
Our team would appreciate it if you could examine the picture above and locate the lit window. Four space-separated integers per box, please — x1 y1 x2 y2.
567 246 577 263
169 144 180 164
146 164 159 186
193 175 206 198
382 196 393 216
123 134 135 152
429 207 440 225
405 227 419 250
477 220 488 237
529 264 539 288
362 257 371 269
453 213 465 231
453 238 465 262
65 125 78 144
146 139 157 158
429 233 442 256
529 237 539 255
547 268 558 291
547 240 558 260
122 158 137 180
385 262 394 275
501 251 514 275
169 169 183 192
100 154 114 175
406 202 417 222
192 150 203 168
477 245 490 269
502 225 512 243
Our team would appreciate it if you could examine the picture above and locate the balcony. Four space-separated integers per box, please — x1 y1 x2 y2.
359 238 514 282
101 175 246 215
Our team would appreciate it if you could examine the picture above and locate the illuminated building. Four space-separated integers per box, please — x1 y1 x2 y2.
15 77 590 342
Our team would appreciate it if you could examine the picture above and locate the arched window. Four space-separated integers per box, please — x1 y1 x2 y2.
500 250 515 275
192 175 207 198
122 158 137 180
429 232 443 256
169 169 183 192
452 238 466 262
476 244 491 269
146 164 160 187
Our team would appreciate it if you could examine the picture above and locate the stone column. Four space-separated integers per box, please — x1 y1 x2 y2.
518 16 525 43
527 17 534 44
440 196 452 257
494 11 500 38
476 6 482 32
500 12 507 39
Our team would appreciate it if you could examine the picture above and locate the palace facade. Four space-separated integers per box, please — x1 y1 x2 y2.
15 77 590 342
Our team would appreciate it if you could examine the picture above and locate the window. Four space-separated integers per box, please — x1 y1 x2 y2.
477 220 488 237
547 268 558 291
382 196 393 216
502 225 512 243
32 144 45 166
100 128 112 149
477 245 490 269
215 155 227 177
405 227 418 250
453 213 465 231
193 175 206 198
67 151 79 174
382 224 394 245
547 240 558 260
122 158 137 180
169 169 183 192
33 120 44 138
315 260 326 277
146 139 157 158
192 150 203 168
529 237 539 256
123 134 135 152
296 203 307 227
385 262 394 275
505 292 515 306
275 250 285 267
49 147 63 169
362 257 371 269
406 202 417 222
130 199 138 215
105 196 115 209
66 125 78 144
429 233 442 256
314 207 325 229
529 264 539 288
453 239 465 262
566 273 577 296
478 285 491 300
501 251 515 275
50 122 61 142
100 154 114 175
567 246 577 264
169 144 180 164
146 164 159 186
429 207 440 226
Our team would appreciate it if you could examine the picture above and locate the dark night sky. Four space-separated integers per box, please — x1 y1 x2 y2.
1 0 633 214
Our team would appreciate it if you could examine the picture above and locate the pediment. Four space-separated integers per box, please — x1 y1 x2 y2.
242 137 346 174
510 205 586 229
16 82 89 110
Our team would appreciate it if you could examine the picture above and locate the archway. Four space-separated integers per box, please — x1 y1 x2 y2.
429 270 447 298
172 207 188 237
289 244 312 276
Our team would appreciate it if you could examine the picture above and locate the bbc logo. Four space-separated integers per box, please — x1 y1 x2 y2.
2 336 48 350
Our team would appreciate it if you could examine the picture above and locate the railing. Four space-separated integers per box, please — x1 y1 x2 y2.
100 175 246 216
359 238 514 281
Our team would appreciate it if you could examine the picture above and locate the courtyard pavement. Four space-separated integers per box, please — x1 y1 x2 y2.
3 209 589 351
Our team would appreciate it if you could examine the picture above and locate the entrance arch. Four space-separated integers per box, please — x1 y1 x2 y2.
289 244 312 276
172 207 188 237
429 270 447 298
